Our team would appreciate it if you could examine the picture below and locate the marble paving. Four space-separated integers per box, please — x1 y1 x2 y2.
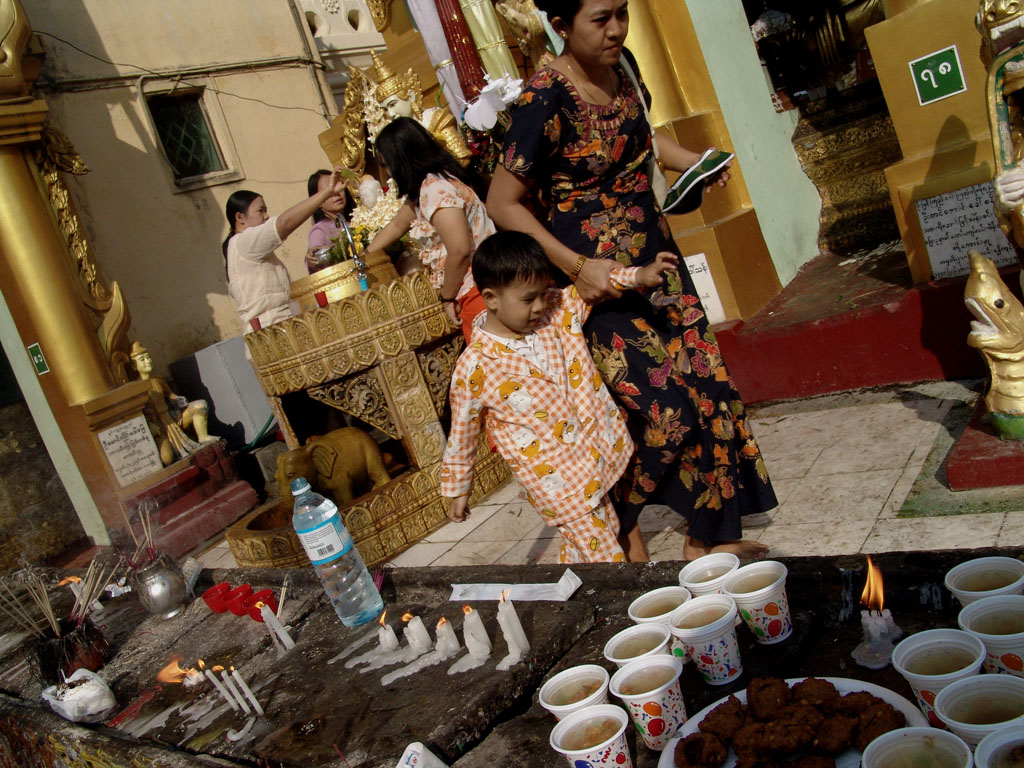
195 380 1024 572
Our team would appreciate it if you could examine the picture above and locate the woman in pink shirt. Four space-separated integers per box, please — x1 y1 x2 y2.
304 169 356 274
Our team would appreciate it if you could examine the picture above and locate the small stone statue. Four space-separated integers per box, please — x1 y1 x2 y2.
130 341 214 465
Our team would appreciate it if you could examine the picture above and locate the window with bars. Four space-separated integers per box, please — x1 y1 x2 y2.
147 90 226 182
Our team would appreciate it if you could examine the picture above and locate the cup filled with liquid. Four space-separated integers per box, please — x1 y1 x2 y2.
957 594 1024 677
549 703 632 767
975 725 1024 768
723 560 793 644
933 673 1024 747
861 726 973 768
669 594 742 685
627 586 692 626
603 623 673 668
679 553 740 597
945 556 1024 608
609 654 686 750
539 664 610 721
892 628 987 727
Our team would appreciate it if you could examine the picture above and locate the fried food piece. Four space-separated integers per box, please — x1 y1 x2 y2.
735 754 780 768
732 722 767 756
836 691 884 716
792 678 842 713
674 732 729 768
760 704 821 753
748 678 792 721
856 702 906 751
789 756 836 768
698 694 747 741
812 715 857 754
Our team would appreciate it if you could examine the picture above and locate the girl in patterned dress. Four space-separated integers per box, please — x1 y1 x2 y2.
367 117 495 339
486 0 776 561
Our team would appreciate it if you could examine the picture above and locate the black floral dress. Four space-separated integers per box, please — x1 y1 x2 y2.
500 56 777 544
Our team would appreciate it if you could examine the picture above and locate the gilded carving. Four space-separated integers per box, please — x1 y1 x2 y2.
307 373 398 437
0 0 31 98
367 0 391 32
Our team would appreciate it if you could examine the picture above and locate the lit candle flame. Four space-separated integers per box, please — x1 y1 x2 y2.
230 665 235 672
402 612 414 622
254 601 264 609
437 616 448 629
463 605 473 615
379 610 388 627
157 654 200 684
57 576 82 586
197 659 207 670
212 665 225 673
500 589 511 602
860 556 885 612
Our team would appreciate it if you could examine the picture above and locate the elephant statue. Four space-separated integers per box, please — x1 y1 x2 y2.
275 427 391 509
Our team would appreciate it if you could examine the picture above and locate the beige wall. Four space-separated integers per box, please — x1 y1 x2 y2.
23 0 338 375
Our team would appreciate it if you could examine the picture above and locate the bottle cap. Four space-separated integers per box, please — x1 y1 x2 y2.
290 477 310 493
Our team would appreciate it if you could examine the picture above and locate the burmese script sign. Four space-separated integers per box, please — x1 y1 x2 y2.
915 182 1016 280
683 253 726 325
98 414 163 486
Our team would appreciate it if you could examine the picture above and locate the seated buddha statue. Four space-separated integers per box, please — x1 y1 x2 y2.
130 341 214 465
367 51 472 166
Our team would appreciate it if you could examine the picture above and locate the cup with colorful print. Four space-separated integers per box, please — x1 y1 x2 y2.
550 703 633 767
891 628 986 728
603 623 672 668
668 595 743 685
723 561 793 645
628 586 692 663
679 553 740 597
609 654 686 751
539 664 610 721
958 594 1024 677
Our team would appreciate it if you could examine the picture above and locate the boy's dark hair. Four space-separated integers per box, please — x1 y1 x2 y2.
472 231 551 292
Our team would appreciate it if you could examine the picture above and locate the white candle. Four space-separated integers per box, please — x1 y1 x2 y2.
221 669 251 715
497 593 530 657
461 606 491 659
231 667 264 717
378 611 400 651
200 663 239 711
403 615 434 655
435 617 460 658
260 602 295 650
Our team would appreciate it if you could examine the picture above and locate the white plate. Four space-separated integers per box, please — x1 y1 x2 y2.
657 677 927 768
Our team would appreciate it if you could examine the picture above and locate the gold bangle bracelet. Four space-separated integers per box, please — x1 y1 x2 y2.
569 255 587 283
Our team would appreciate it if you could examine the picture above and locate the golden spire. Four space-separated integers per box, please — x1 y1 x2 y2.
371 50 408 104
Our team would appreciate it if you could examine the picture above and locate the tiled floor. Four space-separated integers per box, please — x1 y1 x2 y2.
195 380 1024 572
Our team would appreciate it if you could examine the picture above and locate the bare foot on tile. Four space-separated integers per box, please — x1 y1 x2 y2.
683 536 769 562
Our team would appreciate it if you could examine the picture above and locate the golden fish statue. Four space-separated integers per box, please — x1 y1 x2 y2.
965 250 1024 438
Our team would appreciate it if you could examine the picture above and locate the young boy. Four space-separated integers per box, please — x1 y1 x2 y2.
440 231 678 563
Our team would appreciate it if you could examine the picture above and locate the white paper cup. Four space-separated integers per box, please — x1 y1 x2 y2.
945 557 1024 607
627 586 692 625
539 664 610 721
679 553 740 597
974 725 1024 768
609 654 686 751
550 703 632 767
723 561 793 644
957 594 1024 677
668 595 742 685
395 741 449 768
603 624 672 668
934 674 1024 747
862 727 972 768
892 628 987 727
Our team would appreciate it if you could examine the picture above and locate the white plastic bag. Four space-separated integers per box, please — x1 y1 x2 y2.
41 668 117 723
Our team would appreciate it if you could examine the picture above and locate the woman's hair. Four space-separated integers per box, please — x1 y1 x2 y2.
307 169 354 223
374 117 485 201
534 0 582 26
222 189 261 260
472 231 551 292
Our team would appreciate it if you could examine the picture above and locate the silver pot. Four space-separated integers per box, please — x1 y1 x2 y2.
133 554 187 619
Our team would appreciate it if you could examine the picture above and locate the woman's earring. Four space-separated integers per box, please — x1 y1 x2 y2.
559 31 567 39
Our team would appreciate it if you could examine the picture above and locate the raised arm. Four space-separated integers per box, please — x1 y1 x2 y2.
275 168 346 241
366 203 415 252
487 165 621 302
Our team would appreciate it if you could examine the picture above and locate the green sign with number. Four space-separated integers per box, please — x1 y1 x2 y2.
27 343 48 375
909 45 966 106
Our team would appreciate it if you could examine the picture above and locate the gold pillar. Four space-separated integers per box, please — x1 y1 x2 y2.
624 0 688 127
0 143 114 404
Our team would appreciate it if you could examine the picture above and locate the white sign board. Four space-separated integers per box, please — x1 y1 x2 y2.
683 253 726 325
915 182 1016 280
98 414 163 487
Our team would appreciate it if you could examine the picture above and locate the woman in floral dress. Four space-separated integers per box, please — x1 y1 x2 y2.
486 0 776 560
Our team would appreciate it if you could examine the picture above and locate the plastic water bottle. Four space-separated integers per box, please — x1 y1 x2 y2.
290 477 383 627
